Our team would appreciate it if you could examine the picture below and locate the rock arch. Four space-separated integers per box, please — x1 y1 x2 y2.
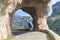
0 0 55 40
7 0 50 31
9 7 38 30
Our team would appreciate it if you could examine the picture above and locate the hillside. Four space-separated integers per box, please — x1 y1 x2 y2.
12 15 33 29
47 2 60 35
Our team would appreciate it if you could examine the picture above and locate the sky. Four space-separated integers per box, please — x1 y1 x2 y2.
46 0 60 16
50 0 60 5
15 0 60 17
14 9 31 16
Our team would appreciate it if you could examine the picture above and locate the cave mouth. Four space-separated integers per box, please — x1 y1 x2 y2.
11 9 34 35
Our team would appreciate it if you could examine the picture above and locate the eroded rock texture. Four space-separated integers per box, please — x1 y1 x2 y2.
0 0 51 39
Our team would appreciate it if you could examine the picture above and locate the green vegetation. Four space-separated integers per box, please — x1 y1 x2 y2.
12 15 32 29
47 2 60 35
47 18 60 35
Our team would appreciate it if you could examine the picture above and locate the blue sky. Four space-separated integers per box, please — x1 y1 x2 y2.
14 9 31 16
15 0 60 17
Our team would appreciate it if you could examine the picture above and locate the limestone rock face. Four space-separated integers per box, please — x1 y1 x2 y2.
12 31 51 40
0 29 3 40
0 13 11 39
0 0 50 38
0 0 60 40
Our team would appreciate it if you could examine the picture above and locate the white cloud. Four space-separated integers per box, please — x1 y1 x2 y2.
51 0 60 5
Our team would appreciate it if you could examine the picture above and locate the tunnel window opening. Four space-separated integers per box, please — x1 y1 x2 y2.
47 1 60 35
11 9 33 31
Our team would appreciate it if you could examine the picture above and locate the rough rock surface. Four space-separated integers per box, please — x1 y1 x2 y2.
12 31 50 40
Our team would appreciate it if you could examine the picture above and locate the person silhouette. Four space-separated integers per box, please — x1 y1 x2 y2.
28 22 32 31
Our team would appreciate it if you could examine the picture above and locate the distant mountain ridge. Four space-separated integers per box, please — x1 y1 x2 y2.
51 1 60 17
12 15 33 29
47 1 60 35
